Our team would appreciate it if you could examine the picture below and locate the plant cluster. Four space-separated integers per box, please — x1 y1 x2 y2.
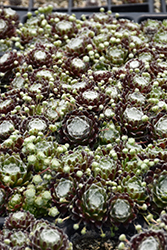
1 5 167 249
0 210 72 249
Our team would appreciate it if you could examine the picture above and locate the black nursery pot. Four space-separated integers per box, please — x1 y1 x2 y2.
5 0 165 21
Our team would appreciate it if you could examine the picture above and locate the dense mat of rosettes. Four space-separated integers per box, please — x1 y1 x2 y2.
1 5 167 249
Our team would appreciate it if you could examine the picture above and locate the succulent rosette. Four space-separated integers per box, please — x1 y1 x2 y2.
1 7 19 24
120 71 152 96
22 135 68 173
128 230 167 250
66 35 93 56
50 148 94 215
135 46 156 64
29 68 56 83
0 229 29 249
81 19 99 35
0 51 22 73
141 19 161 38
149 170 167 210
0 152 32 187
125 58 145 73
46 12 70 23
25 43 53 69
9 74 27 90
106 45 128 66
7 191 24 213
92 70 112 84
75 88 110 114
50 173 77 215
108 193 137 226
0 118 14 142
0 8 19 39
18 13 52 46
0 114 22 143
63 56 89 77
1 132 24 154
0 89 25 115
127 90 146 106
26 68 58 101
119 28 147 52
22 135 59 158
53 19 78 39
147 85 166 106
44 97 74 122
19 115 51 137
99 120 120 145
109 135 147 176
89 12 114 24
93 31 111 53
71 176 108 229
92 147 120 180
143 141 167 162
63 78 94 96
114 100 151 144
121 158 148 176
150 59 167 77
151 113 167 140
46 12 78 41
25 79 51 103
118 174 150 206
153 27 167 45
0 182 13 216
59 109 99 149
59 146 94 174
29 221 72 250
113 135 142 159
153 44 167 62
117 18 141 32
104 83 121 104
4 210 35 231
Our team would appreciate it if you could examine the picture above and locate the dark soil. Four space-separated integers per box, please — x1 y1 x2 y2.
73 237 118 250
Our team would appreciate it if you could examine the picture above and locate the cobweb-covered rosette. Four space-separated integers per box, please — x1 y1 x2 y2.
75 88 110 114
25 43 53 69
0 7 19 39
0 89 24 115
108 193 137 226
146 168 167 210
50 172 79 216
29 220 72 250
4 210 35 231
66 35 93 56
71 176 108 229
0 51 22 73
63 56 89 77
58 109 99 148
114 101 151 145
19 115 51 137
0 229 29 249
0 114 21 143
117 173 150 206
0 151 32 188
151 113 167 140
128 230 167 250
